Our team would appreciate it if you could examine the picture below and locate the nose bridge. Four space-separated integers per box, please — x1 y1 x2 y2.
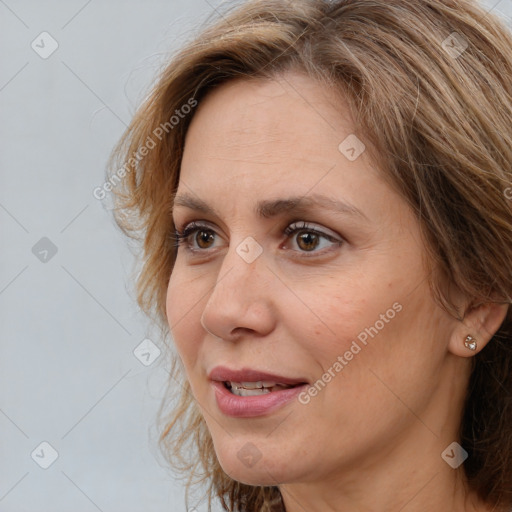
208 236 266 307
200 236 274 339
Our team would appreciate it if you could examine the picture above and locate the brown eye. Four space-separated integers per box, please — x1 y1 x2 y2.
284 222 343 255
195 230 215 249
174 223 220 252
296 231 320 251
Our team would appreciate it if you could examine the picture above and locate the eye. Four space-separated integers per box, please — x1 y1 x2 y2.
172 221 221 252
172 220 343 256
283 221 343 255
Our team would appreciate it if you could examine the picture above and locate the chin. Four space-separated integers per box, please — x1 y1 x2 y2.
212 439 296 486
221 464 279 486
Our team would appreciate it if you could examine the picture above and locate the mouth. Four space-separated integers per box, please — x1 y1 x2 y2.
223 381 300 396
208 366 309 417
209 365 308 389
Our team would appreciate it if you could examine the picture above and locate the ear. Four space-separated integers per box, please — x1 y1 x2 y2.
448 300 509 357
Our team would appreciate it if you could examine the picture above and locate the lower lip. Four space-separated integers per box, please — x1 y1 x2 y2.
211 381 307 418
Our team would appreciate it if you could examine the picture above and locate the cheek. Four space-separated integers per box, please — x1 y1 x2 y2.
288 279 380 360
303 275 442 418
166 269 205 368
165 271 183 335
288 273 415 397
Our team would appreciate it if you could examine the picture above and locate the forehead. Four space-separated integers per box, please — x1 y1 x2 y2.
180 72 379 185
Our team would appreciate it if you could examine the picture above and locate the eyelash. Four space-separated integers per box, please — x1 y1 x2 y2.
172 221 343 257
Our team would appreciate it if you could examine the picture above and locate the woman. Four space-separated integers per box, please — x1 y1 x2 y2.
109 0 512 510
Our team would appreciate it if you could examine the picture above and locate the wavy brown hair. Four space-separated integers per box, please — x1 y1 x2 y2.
108 0 512 510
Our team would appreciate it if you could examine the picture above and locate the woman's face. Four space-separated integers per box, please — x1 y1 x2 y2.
166 72 466 486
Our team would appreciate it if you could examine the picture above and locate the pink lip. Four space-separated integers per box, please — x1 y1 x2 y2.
208 366 307 386
211 381 307 417
209 366 308 418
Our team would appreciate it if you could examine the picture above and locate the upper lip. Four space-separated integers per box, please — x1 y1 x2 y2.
209 366 308 386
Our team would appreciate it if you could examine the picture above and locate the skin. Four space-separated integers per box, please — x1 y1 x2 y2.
166 71 508 512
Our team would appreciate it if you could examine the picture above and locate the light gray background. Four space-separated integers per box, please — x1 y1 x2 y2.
1 1 510 511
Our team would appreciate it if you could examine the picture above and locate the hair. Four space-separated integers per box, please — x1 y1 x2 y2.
108 0 512 510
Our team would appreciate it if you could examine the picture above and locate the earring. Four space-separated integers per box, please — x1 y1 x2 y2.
464 335 477 351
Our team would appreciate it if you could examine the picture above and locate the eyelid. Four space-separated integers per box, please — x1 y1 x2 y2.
175 219 341 238
285 220 341 240
174 219 344 256
175 219 216 232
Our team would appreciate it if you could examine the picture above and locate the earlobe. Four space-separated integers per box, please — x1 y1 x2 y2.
448 301 509 357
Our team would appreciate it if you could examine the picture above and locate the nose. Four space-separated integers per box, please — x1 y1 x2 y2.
199 243 276 342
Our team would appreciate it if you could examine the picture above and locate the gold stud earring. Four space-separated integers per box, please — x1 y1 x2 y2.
464 335 477 351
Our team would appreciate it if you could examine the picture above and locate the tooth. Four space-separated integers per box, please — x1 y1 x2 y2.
226 380 297 394
273 384 293 390
240 381 263 389
231 387 271 397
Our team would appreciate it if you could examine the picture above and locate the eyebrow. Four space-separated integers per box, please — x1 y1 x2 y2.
172 192 368 221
